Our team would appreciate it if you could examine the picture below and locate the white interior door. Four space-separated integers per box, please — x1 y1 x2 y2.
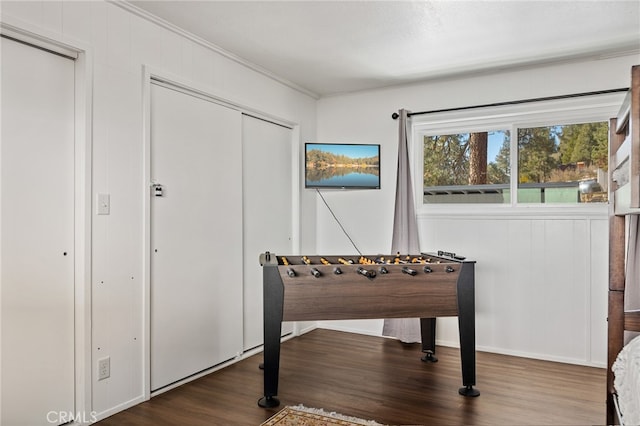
1 37 75 425
150 82 243 391
242 115 294 351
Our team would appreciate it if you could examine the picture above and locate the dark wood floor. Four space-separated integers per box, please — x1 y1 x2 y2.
97 329 606 425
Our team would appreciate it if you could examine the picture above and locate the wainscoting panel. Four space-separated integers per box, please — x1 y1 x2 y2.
417 214 607 366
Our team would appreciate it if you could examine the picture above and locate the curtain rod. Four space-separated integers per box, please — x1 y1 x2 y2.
391 88 629 120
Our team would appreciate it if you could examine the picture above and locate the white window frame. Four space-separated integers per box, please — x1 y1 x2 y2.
411 92 626 218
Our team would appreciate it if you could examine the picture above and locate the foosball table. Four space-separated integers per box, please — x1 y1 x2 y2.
257 251 479 408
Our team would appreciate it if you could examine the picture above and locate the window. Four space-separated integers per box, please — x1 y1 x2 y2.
413 93 623 208
423 130 510 204
517 123 608 204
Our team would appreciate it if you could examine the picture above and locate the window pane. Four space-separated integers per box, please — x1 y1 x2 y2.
423 130 510 204
517 122 608 204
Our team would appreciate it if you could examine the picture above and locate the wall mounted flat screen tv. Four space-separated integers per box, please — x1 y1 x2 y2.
305 143 380 189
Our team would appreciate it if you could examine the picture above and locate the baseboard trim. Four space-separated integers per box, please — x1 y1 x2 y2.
94 395 146 423
317 324 606 368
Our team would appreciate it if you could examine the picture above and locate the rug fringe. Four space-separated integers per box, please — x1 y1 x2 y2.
289 404 384 425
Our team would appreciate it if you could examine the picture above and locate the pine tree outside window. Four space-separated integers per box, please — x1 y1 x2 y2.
517 123 608 203
423 130 510 204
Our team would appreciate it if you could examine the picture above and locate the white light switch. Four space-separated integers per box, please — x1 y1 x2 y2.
97 193 110 215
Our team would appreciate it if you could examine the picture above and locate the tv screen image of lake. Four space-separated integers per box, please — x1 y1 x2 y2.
305 144 380 188
306 167 379 188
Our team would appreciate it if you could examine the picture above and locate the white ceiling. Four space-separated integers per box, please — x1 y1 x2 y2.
128 0 640 97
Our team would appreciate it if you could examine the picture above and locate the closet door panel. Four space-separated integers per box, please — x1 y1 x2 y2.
150 83 243 391
1 37 75 425
242 115 294 351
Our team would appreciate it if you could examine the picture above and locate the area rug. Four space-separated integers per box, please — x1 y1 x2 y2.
261 404 384 426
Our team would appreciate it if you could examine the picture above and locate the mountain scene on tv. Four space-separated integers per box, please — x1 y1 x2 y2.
306 144 380 188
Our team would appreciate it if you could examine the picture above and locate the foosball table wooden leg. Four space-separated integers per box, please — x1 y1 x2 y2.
259 265 284 407
420 317 438 362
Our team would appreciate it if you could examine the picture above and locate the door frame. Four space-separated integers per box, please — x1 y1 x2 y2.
0 22 93 421
141 66 300 398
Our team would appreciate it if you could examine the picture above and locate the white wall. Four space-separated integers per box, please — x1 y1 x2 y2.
316 55 639 366
0 0 317 420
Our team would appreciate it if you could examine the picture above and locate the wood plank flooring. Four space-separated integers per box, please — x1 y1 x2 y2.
97 329 606 425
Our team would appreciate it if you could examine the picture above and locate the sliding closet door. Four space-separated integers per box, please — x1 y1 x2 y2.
242 115 294 351
1 37 75 425
150 82 243 391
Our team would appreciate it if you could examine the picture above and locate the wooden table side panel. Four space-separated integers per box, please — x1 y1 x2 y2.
281 271 459 321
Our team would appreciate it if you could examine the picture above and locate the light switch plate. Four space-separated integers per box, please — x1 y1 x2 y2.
97 193 110 215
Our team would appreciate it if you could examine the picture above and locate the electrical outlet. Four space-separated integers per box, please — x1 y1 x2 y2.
98 357 110 380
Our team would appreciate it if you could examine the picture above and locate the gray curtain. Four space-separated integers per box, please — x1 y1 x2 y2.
625 216 640 343
382 109 421 343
